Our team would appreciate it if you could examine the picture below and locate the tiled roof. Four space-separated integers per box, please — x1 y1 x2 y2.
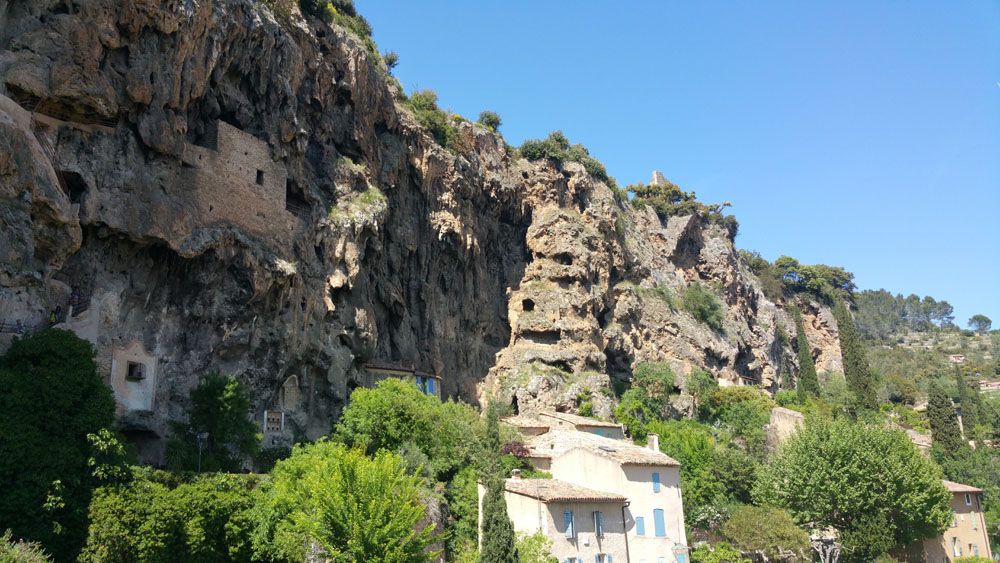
502 415 550 429
539 411 622 429
504 478 627 503
363 362 440 379
943 480 983 493
527 430 680 467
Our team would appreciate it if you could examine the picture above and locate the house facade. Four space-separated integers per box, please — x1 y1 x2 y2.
901 480 993 562
491 415 689 563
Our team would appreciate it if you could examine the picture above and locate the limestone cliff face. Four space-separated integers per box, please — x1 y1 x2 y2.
0 0 840 459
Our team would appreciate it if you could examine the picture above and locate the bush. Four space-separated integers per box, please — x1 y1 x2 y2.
721 505 810 561
477 110 502 132
518 131 617 187
0 329 117 560
164 370 260 473
682 282 725 331
298 0 334 22
691 542 751 563
404 90 459 150
0 530 52 562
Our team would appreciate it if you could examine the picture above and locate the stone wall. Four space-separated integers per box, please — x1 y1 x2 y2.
110 339 158 413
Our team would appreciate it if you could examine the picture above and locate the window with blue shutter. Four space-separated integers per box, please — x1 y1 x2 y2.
564 511 575 538
652 472 661 493
972 510 978 530
607 554 612 563
428 378 434 395
676 555 686 563
595 556 600 563
593 510 603 537
635 516 645 536
415 376 423 391
653 509 666 537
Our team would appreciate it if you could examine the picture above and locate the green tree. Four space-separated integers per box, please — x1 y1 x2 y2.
80 469 259 563
383 50 399 74
792 306 820 401
0 530 52 562
0 329 117 560
968 315 992 332
690 542 751 563
645 419 721 516
832 298 878 412
627 361 677 417
335 378 481 481
165 370 260 472
478 404 518 563
514 531 557 563
682 281 725 331
477 111 502 132
298 0 333 23
251 440 437 562
685 368 718 414
927 382 965 456
753 417 951 561
721 505 810 561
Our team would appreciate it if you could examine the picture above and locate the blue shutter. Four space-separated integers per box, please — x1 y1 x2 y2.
635 516 645 536
415 376 423 391
653 509 666 537
676 556 686 563
658 558 665 563
593 510 603 536
595 556 600 563
564 511 574 538
607 555 613 563
652 472 661 493
428 378 435 395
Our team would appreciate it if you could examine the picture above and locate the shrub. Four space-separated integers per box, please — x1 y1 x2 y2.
404 90 460 150
518 131 617 187
383 50 399 73
477 110 502 132
691 542 751 563
298 0 334 22
682 281 725 331
721 505 810 561
0 530 52 562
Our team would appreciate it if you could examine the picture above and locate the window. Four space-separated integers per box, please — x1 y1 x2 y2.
952 510 958 527
564 511 575 538
658 558 665 563
966 493 973 506
428 378 435 395
635 516 645 536
593 511 603 537
126 361 145 380
972 544 979 557
653 509 666 537
652 472 661 493
676 555 687 563
256 170 264 185
972 510 978 530
952 537 961 557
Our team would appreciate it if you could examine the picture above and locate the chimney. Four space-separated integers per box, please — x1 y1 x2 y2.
510 468 522 480
647 433 659 452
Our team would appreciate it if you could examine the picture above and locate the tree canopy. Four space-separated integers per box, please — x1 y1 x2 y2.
968 314 992 332
0 329 117 560
753 417 951 561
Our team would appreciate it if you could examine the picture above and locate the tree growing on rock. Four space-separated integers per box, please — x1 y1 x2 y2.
832 298 877 412
792 306 820 401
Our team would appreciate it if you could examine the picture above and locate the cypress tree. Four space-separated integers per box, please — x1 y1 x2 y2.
792 306 820 401
832 297 877 412
953 366 979 439
927 382 964 456
478 404 518 563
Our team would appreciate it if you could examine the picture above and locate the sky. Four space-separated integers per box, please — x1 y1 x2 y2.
358 1 1000 327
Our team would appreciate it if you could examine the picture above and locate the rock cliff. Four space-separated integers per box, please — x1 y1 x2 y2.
0 0 841 460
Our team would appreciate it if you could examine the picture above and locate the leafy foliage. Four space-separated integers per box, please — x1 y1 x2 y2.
934 447 1000 551
0 329 117 560
334 378 482 481
832 298 878 412
792 305 820 401
691 542 751 563
854 289 955 341
753 417 951 561
681 281 725 331
0 530 52 562
969 314 992 332
518 131 617 188
478 405 518 563
404 90 460 150
251 440 437 562
80 469 259 563
629 180 738 239
773 256 856 303
721 505 810 561
514 531 557 563
165 370 260 473
477 110 502 132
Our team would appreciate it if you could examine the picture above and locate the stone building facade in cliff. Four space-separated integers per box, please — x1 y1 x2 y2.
180 121 298 244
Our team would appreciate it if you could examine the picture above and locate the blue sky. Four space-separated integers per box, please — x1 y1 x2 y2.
359 1 1000 327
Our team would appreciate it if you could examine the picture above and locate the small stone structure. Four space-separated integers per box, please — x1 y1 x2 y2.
180 121 298 246
650 170 667 185
110 339 158 413
362 362 442 398
765 406 804 451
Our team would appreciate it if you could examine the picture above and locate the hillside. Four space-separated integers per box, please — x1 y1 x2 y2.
3 0 837 462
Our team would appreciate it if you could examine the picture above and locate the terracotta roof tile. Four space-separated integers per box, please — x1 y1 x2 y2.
943 480 983 493
539 411 622 429
504 479 627 503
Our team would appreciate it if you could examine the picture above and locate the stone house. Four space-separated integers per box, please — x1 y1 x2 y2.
488 420 689 563
899 480 993 562
538 411 626 439
362 361 442 398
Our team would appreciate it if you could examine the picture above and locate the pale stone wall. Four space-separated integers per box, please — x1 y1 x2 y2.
766 406 805 449
551 448 688 562
179 121 298 248
110 339 157 412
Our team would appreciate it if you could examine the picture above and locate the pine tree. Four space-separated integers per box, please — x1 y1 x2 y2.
477 404 518 563
832 298 877 412
927 382 964 456
792 306 820 402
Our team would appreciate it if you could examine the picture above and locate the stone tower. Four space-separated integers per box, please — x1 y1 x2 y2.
650 170 667 185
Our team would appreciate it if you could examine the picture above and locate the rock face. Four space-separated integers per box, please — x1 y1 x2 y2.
0 0 841 461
